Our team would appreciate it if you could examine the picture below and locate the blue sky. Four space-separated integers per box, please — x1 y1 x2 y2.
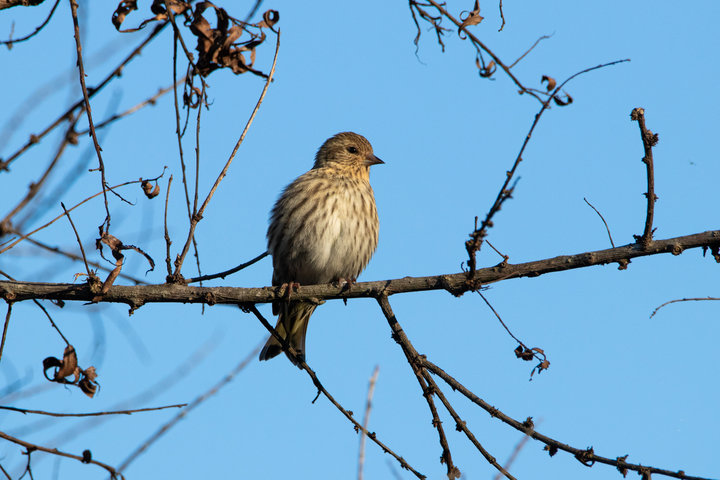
1 1 718 479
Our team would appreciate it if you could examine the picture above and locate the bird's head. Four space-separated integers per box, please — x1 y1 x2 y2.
313 132 384 175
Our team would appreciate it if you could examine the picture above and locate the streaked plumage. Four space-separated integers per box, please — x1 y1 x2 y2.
260 132 383 364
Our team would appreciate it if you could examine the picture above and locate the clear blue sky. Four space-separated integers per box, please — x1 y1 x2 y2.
1 1 718 479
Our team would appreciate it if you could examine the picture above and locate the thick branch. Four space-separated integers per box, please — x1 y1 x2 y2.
1 231 717 307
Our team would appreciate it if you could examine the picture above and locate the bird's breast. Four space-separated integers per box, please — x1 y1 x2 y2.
268 173 379 285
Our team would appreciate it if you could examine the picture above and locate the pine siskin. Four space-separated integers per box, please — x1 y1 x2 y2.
260 132 383 364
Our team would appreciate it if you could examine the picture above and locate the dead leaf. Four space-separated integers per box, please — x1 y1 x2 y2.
79 366 99 398
141 179 160 199
112 0 138 31
43 346 100 396
458 0 484 39
541 75 556 91
475 57 496 78
552 92 573 106
94 232 155 299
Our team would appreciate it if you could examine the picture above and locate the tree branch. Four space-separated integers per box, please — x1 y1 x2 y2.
1 231 717 307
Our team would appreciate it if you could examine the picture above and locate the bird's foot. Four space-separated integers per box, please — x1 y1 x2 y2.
279 282 300 301
335 277 356 305
334 277 357 288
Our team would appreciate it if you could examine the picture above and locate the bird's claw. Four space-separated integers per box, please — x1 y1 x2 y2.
279 282 300 301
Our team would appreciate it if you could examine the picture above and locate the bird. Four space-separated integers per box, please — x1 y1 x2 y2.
259 132 383 364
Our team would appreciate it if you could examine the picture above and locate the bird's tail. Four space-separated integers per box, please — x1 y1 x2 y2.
259 302 317 365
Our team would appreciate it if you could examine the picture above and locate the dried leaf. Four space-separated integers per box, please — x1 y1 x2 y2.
112 0 138 30
553 92 573 106
56 345 79 381
113 0 189 33
188 3 274 78
458 0 484 39
79 367 99 398
541 75 556 91
257 9 279 29
141 179 160 199
94 233 155 299
43 345 80 384
475 56 496 78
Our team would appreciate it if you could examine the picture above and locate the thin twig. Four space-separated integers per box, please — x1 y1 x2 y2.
497 0 505 31
485 240 509 265
509 34 552 68
630 107 658 248
493 424 539 480
172 31 281 279
243 0 265 23
60 202 90 277
0 430 123 479
185 251 269 283
116 342 261 473
583 197 615 248
171 29 193 223
247 305 426 479
0 403 186 417
0 303 11 364
478 291 547 372
169 30 203 282
0 0 61 46
191 81 205 281
163 175 173 277
358 365 380 480
650 297 720 318
68 0 111 232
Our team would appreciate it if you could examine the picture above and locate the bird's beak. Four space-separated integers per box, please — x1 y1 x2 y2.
365 155 384 166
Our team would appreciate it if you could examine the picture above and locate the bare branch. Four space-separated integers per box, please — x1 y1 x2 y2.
186 251 269 284
0 404 186 417
630 108 659 248
163 175 174 277
1 0 60 46
68 0 111 232
421 359 711 480
0 303 11 364
0 429 123 479
358 365 380 480
1 231 718 307
650 297 720 318
583 198 615 248
60 202 90 278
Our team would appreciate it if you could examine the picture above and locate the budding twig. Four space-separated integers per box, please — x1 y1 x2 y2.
630 107 659 248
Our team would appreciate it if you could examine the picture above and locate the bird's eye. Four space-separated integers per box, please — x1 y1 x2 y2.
347 146 358 154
